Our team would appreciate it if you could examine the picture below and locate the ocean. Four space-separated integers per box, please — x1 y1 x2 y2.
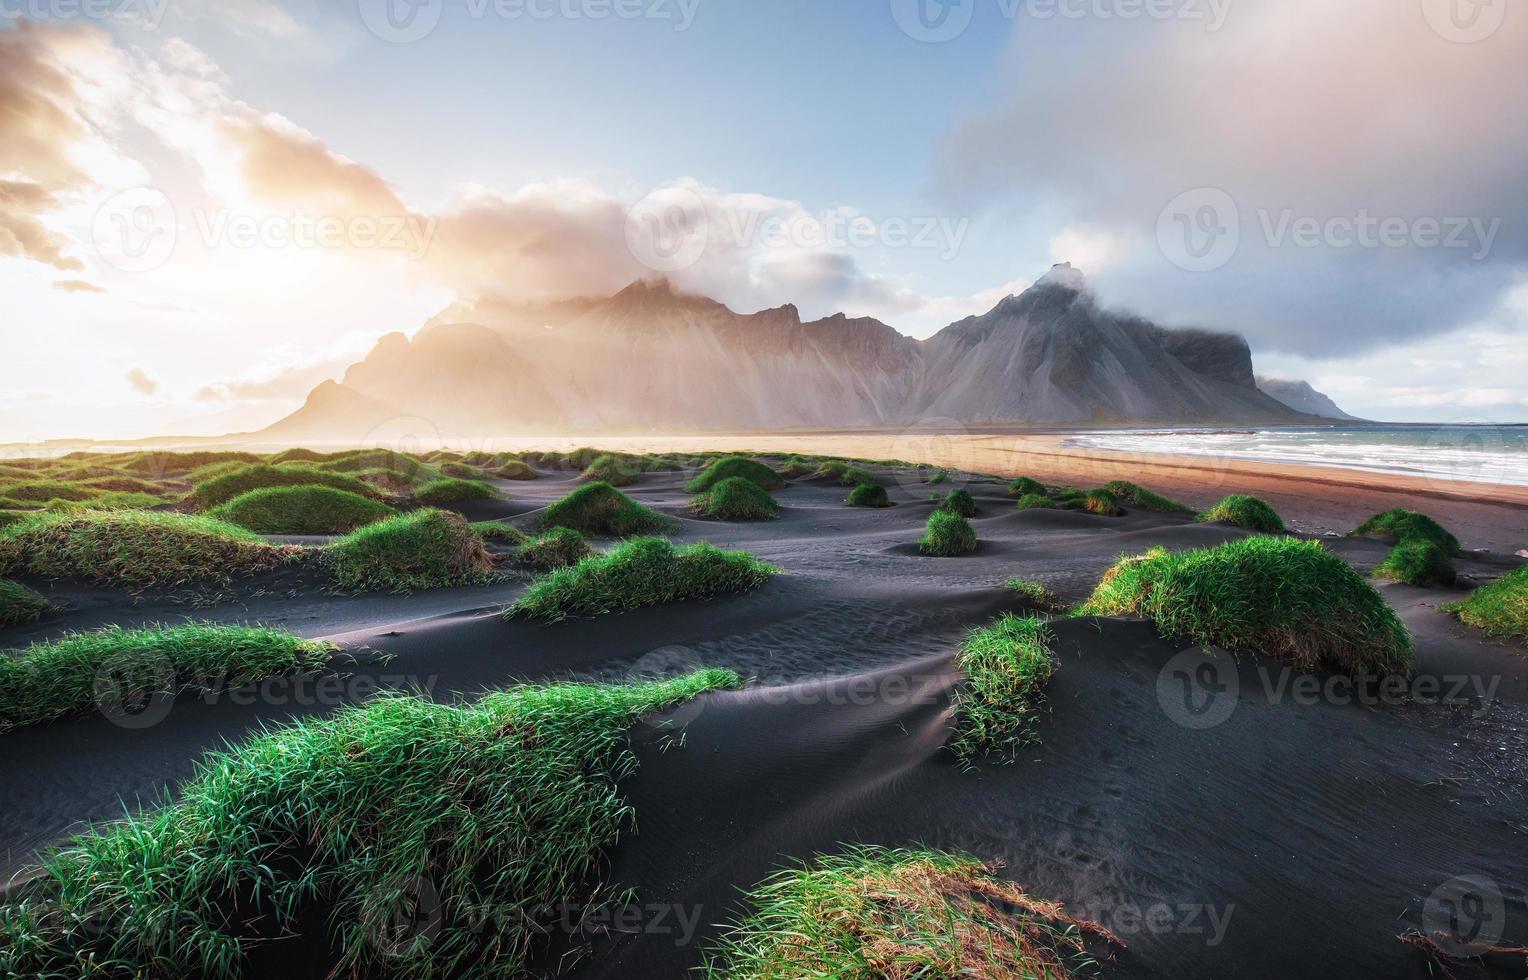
1066 424 1528 488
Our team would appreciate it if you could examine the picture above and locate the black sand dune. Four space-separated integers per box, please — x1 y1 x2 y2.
2 461 1525 978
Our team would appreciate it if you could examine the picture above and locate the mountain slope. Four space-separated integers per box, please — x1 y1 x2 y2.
255 269 1308 439
1256 376 1356 420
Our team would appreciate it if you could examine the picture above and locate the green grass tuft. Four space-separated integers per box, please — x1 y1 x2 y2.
1015 493 1056 511
1007 476 1046 497
686 457 786 494
324 509 496 593
937 489 978 518
0 578 51 627
924 467 950 485
701 845 1099 979
581 454 642 487
494 459 538 480
813 461 879 487
1350 509 1461 554
0 624 334 733
471 521 529 545
950 614 1057 761
508 536 777 622
918 510 978 557
690 477 780 521
208 486 397 535
1197 494 1284 533
437 461 488 480
540 481 674 537
317 449 440 483
0 670 741 979
1446 565 1528 643
514 527 594 571
194 465 379 509
845 483 891 508
1005 578 1062 611
1100 480 1190 513
1079 536 1412 675
1083 488 1122 516
413 478 496 506
0 511 292 592
1374 538 1457 587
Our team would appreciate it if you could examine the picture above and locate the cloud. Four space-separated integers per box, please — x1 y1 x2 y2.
0 180 84 271
194 357 349 402
935 0 1528 356
220 113 409 219
125 368 158 395
53 279 104 294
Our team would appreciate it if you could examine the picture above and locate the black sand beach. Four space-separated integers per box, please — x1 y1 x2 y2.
3 457 1525 978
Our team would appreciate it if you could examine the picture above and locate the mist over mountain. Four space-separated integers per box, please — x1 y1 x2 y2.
260 266 1328 440
1256 376 1357 421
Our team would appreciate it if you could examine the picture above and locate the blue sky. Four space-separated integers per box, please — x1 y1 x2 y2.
2 0 1526 437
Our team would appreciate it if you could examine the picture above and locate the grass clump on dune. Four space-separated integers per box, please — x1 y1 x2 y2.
0 578 51 627
471 520 529 545
1079 536 1412 675
515 527 594 571
0 480 97 504
845 483 891 508
702 846 1106 980
541 481 674 537
495 459 538 480
267 447 334 465
438 461 488 480
777 457 816 479
1197 494 1284 533
951 614 1057 761
937 488 978 518
193 465 379 509
0 511 292 592
0 624 333 733
509 536 777 622
1005 578 1062 611
318 449 439 482
414 477 497 506
1446 566 1528 643
691 477 780 521
1083 488 1122 516
325 509 495 593
0 670 741 979
581 453 642 487
1374 538 1457 587
919 510 977 557
1350 509 1461 554
209 486 397 535
686 456 786 494
1007 476 1046 498
813 461 879 487
1101 480 1190 513
1015 493 1056 511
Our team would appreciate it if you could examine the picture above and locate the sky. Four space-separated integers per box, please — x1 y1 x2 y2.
1 0 1525 440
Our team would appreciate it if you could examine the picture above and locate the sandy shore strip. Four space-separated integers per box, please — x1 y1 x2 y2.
447 432 1528 554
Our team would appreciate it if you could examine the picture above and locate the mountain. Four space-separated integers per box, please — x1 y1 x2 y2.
1255 376 1356 420
256 266 1311 439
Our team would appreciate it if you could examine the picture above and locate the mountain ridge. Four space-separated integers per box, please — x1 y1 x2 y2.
261 267 1338 440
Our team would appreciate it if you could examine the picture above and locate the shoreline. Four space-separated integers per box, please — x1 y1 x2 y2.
500 432 1528 553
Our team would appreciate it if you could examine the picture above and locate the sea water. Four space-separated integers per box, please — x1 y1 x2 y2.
1067 424 1528 488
